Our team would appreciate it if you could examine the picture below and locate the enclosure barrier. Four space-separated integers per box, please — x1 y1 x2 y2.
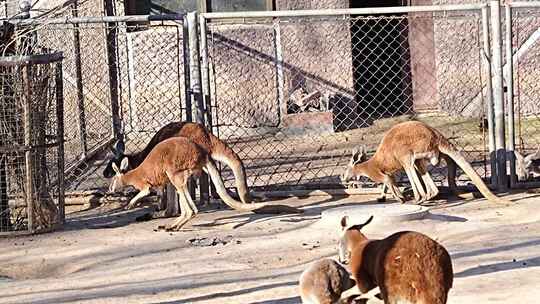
504 1 540 189
0 52 65 235
2 1 540 224
199 3 499 192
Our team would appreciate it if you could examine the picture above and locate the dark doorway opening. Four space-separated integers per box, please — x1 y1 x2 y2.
349 0 413 125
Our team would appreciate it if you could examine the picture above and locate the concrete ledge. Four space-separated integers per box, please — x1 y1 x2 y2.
319 203 430 228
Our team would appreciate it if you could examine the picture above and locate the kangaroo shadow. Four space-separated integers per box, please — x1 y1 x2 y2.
455 256 540 278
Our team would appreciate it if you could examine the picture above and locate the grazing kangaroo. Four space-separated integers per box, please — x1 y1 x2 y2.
338 216 454 304
514 148 540 181
109 137 302 230
341 121 508 204
299 258 357 304
103 121 253 205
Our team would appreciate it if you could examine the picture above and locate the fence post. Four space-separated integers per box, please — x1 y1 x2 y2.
187 12 209 204
55 61 65 225
18 0 34 232
103 0 122 140
490 0 507 191
481 5 497 188
71 1 88 157
198 14 218 199
505 3 517 188
22 65 34 232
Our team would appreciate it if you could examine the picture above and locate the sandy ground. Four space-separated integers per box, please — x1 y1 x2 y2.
1 191 540 304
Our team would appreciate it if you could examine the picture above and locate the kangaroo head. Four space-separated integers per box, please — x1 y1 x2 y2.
515 148 540 181
109 157 130 192
103 140 129 178
341 147 368 183
338 215 373 265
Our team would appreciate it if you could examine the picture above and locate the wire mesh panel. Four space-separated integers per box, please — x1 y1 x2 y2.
33 19 187 192
0 44 65 233
205 8 492 192
510 6 540 158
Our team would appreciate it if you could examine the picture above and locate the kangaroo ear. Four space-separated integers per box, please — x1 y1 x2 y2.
350 149 359 165
120 157 129 171
358 145 368 162
515 150 524 161
360 215 374 228
111 162 121 175
340 216 349 229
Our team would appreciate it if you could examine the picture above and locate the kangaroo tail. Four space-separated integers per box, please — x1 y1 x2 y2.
209 133 252 204
438 141 510 204
204 159 302 214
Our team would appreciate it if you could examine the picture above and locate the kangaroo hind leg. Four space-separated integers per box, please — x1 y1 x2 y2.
165 170 196 231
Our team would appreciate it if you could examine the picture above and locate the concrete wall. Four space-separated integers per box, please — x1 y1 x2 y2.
209 0 355 129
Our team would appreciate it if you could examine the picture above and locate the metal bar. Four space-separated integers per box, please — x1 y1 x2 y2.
274 20 285 123
201 3 487 19
12 14 185 25
187 12 209 204
71 1 88 156
482 6 497 187
508 1 540 8
55 61 65 225
182 14 194 200
0 52 63 66
126 33 138 130
183 18 192 122
22 65 33 232
198 14 212 129
198 14 218 199
505 4 517 188
103 0 122 140
490 0 507 191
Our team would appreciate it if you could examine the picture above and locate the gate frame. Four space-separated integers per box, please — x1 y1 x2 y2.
198 3 504 193
504 1 540 189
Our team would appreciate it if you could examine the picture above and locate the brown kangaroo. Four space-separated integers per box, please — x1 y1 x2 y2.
299 258 357 304
338 215 454 304
341 121 509 204
103 121 253 205
109 137 302 230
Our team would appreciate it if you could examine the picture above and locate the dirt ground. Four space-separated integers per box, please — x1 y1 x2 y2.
1 191 540 304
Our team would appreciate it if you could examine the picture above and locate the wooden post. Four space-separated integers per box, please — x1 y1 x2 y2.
22 65 34 232
55 61 65 224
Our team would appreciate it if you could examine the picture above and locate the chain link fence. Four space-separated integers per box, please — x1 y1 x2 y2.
27 12 188 192
510 5 540 156
2 1 540 215
0 21 65 233
204 6 493 192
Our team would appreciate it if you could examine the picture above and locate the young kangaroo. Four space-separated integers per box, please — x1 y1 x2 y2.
299 258 357 304
109 137 301 230
338 215 454 304
103 121 253 205
341 121 508 204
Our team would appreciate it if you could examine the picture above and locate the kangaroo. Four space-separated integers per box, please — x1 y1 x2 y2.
299 258 358 304
109 137 302 230
514 148 540 181
338 215 454 304
341 121 508 204
103 121 253 205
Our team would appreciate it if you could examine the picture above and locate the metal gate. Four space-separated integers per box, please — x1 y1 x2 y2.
199 4 497 192
506 2 540 188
